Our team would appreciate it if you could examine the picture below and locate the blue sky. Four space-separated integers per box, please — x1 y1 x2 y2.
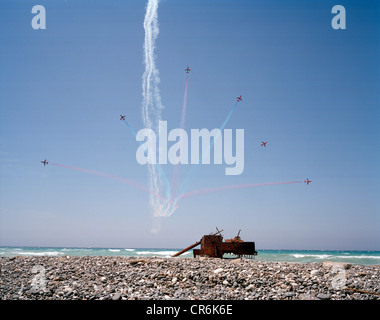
0 0 379 250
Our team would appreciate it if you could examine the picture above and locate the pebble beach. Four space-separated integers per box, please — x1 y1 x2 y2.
1 256 379 300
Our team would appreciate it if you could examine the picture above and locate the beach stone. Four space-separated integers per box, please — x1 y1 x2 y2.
246 284 254 291
231 258 242 264
322 261 351 270
129 259 150 265
112 292 121 300
298 293 317 300
317 293 331 300
213 268 224 274
311 270 322 277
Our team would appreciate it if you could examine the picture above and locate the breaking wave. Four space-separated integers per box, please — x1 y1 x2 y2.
12 251 64 256
292 254 332 259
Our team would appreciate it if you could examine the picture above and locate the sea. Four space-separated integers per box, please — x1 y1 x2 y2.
0 247 379 266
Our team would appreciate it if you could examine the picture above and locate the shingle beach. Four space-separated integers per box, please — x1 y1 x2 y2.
1 256 379 300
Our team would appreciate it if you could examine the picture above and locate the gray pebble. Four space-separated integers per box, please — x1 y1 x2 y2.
112 292 121 300
317 293 331 300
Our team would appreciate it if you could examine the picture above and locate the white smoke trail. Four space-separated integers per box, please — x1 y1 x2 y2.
142 0 163 128
142 0 167 221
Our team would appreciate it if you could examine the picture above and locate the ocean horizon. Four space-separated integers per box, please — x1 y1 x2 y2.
1 246 379 266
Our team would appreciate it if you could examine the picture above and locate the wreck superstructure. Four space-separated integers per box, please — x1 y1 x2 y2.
172 229 257 259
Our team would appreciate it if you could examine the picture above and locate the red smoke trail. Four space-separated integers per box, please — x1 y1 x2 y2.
50 163 163 200
179 181 303 200
170 73 189 199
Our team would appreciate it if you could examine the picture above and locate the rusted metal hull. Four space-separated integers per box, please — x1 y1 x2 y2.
171 230 257 259
193 234 257 258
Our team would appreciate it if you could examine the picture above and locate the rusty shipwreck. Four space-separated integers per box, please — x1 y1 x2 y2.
172 229 257 259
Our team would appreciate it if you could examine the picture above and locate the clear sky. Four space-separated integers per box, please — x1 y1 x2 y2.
0 0 379 250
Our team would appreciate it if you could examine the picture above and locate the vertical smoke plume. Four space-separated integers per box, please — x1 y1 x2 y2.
142 0 169 224
170 73 189 201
